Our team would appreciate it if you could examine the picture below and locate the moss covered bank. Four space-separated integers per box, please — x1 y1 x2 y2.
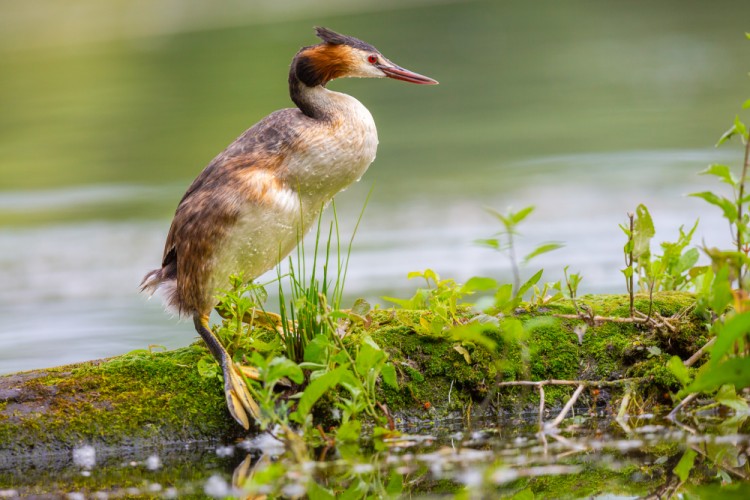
0 292 705 464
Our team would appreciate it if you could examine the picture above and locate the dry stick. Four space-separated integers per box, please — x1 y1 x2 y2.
537 385 548 455
554 311 676 331
537 384 545 432
615 385 633 434
684 337 716 368
548 384 585 429
497 378 645 388
667 392 699 423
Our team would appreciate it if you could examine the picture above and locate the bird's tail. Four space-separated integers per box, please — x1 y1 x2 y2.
140 267 184 317
140 268 164 296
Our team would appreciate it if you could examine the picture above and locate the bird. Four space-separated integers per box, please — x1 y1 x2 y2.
140 26 438 429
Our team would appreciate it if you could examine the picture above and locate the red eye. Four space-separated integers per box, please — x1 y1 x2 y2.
367 54 378 64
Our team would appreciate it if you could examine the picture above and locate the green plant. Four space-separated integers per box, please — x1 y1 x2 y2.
477 205 563 297
200 198 402 464
670 55 750 401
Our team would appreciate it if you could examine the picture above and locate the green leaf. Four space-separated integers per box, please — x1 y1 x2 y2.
476 238 501 250
266 356 304 386
290 366 347 423
351 298 371 316
304 334 329 365
510 488 535 500
385 470 404 496
667 355 691 386
355 336 386 376
517 269 544 298
689 191 738 222
709 266 733 313
684 357 750 394
510 205 535 225
197 357 219 379
381 363 399 389
673 448 697 483
494 283 515 312
633 204 655 258
675 248 700 274
484 206 511 227
709 311 750 367
307 481 336 500
339 481 366 500
743 98 750 109
381 295 414 309
734 114 748 138
523 242 564 264
450 323 498 351
461 276 498 293
717 121 739 146
715 384 750 414
336 419 362 443
699 164 737 187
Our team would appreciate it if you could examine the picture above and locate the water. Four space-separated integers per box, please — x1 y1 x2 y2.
1 1 749 373
3 409 749 497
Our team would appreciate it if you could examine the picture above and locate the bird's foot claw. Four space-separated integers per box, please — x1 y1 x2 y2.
225 364 261 430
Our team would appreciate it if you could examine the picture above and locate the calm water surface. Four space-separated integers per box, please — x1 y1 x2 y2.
1 0 749 373
4 409 749 497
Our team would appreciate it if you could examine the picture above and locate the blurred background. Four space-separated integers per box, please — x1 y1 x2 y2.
1 0 749 374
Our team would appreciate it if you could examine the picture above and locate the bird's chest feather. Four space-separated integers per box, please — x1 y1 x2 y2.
285 93 379 202
210 94 378 289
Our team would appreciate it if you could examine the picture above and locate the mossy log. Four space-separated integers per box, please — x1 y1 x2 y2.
0 292 705 465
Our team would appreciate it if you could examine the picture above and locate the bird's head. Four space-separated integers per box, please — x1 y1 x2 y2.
291 27 438 88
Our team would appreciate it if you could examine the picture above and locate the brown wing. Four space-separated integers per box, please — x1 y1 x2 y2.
159 109 305 315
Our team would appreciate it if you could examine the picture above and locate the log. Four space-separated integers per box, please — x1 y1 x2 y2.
0 292 705 467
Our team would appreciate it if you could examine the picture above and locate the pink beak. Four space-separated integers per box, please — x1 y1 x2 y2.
378 62 438 85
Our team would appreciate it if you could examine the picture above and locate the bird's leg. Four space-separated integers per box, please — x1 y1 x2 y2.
193 313 260 429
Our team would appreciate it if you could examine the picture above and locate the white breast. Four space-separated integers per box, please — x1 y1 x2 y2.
208 88 379 298
285 88 379 203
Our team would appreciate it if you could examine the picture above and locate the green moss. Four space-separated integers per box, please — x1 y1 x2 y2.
0 292 706 459
0 345 241 457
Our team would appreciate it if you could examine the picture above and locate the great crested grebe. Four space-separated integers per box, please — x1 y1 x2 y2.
141 27 437 429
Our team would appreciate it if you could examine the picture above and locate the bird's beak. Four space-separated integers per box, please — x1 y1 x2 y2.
377 61 438 85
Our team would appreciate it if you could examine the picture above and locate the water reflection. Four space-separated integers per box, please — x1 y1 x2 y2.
4 409 747 497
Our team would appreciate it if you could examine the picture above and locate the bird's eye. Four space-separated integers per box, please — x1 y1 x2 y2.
367 54 378 64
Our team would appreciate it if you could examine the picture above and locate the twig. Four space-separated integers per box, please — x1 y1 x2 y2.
684 337 716 368
554 311 677 332
537 384 545 433
538 384 547 455
667 392 698 422
497 378 645 388
615 385 633 434
547 384 585 428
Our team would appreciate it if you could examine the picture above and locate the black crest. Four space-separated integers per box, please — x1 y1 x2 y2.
314 27 378 53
